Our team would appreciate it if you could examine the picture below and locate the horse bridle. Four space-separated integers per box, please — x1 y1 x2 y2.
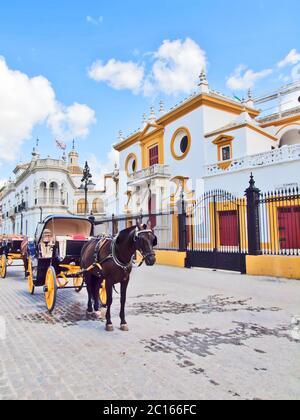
133 228 156 267
95 228 156 272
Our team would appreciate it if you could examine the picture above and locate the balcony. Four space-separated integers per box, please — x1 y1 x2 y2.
128 165 171 186
205 144 300 177
35 198 66 207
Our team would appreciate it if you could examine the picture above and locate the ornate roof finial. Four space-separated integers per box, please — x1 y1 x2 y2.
142 113 148 129
32 138 40 160
118 130 124 142
159 100 165 115
149 106 156 123
199 68 207 83
198 68 209 94
245 88 254 108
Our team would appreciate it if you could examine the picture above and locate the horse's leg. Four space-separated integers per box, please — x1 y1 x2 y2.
106 280 114 332
92 275 102 318
85 273 94 315
120 280 129 332
23 257 28 276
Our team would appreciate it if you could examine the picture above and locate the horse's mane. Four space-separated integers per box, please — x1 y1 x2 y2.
116 225 137 244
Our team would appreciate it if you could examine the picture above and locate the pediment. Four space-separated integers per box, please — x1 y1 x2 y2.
141 122 164 138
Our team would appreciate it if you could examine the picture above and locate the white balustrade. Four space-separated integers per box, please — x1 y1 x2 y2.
205 144 300 176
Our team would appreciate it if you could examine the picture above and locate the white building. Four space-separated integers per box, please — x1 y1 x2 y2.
0 143 118 237
114 72 300 214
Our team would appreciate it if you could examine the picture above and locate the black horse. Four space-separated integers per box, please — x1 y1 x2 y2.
80 220 157 332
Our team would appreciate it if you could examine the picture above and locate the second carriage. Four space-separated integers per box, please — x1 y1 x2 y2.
0 235 26 279
27 215 107 313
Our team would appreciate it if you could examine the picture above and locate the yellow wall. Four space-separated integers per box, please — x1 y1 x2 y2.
155 250 187 268
137 250 186 268
246 256 300 280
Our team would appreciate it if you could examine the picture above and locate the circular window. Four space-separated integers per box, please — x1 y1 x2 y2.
125 154 138 176
171 128 191 160
180 136 189 154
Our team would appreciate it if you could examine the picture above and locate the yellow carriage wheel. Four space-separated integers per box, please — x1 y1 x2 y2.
100 280 107 306
74 276 84 293
44 266 58 313
0 254 7 279
27 258 35 295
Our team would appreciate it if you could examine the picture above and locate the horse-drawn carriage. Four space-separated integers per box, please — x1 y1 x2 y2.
26 215 107 313
0 235 26 279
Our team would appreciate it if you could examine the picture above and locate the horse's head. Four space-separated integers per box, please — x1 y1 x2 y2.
134 220 157 266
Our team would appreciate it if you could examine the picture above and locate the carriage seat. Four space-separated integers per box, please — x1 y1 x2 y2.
56 236 71 260
56 235 88 260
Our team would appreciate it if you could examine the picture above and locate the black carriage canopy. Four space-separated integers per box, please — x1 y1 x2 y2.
35 215 93 244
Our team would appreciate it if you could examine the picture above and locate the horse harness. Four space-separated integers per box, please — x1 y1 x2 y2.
84 228 155 278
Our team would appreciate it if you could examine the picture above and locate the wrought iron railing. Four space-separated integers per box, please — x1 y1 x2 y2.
258 187 300 256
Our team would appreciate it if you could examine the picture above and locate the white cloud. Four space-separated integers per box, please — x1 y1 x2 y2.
226 65 273 91
278 49 300 68
88 59 145 93
0 57 96 162
48 103 96 141
86 15 104 25
146 38 207 96
88 38 207 96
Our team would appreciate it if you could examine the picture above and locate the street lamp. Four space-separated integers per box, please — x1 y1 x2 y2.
79 162 95 215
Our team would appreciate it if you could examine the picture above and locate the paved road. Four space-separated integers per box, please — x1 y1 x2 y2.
0 264 299 400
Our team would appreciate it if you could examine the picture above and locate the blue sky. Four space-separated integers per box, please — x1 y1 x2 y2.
0 0 299 183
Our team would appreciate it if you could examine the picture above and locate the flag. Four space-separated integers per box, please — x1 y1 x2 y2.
55 139 67 151
233 94 242 102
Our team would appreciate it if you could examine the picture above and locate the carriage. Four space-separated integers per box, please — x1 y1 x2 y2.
0 235 26 279
27 215 107 313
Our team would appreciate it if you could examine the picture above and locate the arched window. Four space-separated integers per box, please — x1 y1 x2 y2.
77 199 87 214
49 182 59 203
39 182 47 204
92 198 104 214
280 129 300 147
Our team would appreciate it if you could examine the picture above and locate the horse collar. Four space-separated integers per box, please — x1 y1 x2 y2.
111 237 134 271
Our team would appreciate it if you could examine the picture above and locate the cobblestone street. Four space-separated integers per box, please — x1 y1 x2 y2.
0 264 299 400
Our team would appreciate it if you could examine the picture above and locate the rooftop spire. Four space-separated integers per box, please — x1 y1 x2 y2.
198 68 209 94
118 130 124 142
149 106 156 123
159 100 165 115
142 113 148 129
244 88 254 108
31 138 40 161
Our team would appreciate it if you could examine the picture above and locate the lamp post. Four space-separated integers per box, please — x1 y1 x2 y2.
79 162 95 216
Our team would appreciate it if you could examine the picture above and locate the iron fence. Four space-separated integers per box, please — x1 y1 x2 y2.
186 191 248 255
93 177 300 267
258 187 300 256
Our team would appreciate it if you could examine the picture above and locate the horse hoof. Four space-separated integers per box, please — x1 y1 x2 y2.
86 310 93 317
106 325 114 332
120 324 129 332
